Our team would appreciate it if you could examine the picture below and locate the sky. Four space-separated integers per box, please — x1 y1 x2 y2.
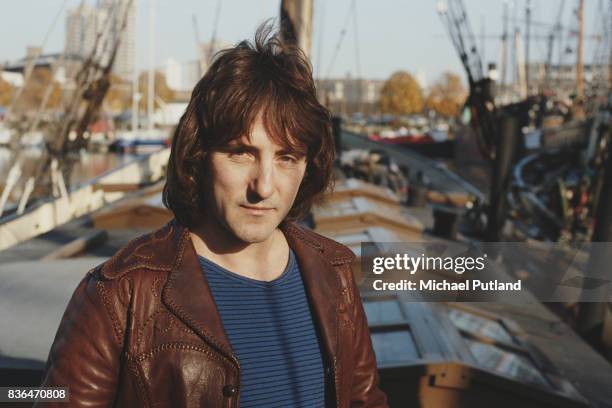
0 0 606 87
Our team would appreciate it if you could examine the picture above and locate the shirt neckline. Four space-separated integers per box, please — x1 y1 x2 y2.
198 249 296 288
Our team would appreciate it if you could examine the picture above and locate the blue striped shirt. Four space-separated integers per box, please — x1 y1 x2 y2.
199 249 326 407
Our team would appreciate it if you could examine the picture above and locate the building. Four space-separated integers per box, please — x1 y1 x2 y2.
159 38 232 92
102 0 136 80
1 70 24 88
163 58 182 91
181 60 202 91
316 77 385 116
65 4 102 62
65 0 135 80
523 62 610 98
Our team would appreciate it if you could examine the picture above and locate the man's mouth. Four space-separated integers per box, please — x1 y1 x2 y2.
240 205 275 214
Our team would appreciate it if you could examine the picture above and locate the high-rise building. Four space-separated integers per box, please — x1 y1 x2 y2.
65 4 104 60
101 0 135 80
65 0 135 80
164 58 182 91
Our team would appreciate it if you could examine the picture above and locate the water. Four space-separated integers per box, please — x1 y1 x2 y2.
0 147 146 208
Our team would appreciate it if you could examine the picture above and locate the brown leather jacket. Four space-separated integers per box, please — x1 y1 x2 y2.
38 220 388 407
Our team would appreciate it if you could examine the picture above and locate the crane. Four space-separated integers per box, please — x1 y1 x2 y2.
192 15 206 77
436 0 497 161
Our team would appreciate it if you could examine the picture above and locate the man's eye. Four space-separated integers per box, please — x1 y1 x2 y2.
279 155 298 163
228 150 250 158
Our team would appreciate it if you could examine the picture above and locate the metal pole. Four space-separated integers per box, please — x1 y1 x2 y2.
500 1 508 88
147 0 155 132
131 1 138 136
486 112 519 242
577 141 612 344
280 0 314 58
576 0 585 100
332 116 342 162
525 0 531 94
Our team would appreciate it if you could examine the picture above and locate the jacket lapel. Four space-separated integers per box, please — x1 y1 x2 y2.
161 221 340 370
281 222 339 364
161 223 238 368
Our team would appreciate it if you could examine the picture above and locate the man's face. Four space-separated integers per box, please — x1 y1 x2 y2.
203 117 307 244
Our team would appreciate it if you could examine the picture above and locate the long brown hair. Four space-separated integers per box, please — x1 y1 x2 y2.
163 22 335 228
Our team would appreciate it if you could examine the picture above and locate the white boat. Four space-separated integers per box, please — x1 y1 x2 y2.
0 147 170 251
0 125 13 145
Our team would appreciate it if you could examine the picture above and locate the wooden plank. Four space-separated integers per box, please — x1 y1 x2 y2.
42 230 108 260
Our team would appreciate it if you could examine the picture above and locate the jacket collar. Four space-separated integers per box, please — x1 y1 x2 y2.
103 220 354 369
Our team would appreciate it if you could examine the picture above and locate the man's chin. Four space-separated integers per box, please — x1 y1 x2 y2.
229 223 278 244
235 231 274 244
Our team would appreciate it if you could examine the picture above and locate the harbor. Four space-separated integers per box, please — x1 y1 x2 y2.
1 0 612 407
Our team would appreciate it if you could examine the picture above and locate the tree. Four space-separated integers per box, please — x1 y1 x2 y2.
105 74 132 113
14 68 62 113
0 77 13 106
379 71 423 115
138 71 175 110
425 72 467 118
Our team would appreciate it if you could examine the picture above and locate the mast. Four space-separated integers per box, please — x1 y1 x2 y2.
576 0 585 99
131 3 139 135
500 1 509 89
515 30 527 99
545 0 566 91
480 15 485 66
525 0 531 94
207 0 222 64
147 0 155 132
192 16 206 80
280 0 314 58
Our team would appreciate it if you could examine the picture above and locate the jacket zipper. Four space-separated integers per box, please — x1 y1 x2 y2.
333 356 339 408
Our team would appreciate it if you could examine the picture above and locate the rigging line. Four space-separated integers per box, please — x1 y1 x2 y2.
59 0 128 151
438 3 469 82
352 0 362 111
549 0 565 67
590 3 602 70
208 0 222 64
449 0 477 83
96 0 126 69
511 0 519 86
591 0 612 91
40 0 70 54
455 0 481 79
459 1 483 78
324 0 356 79
352 0 361 80
6 0 70 119
592 0 608 63
557 1 568 68
446 1 466 56
25 0 123 206
48 1 121 157
453 0 477 77
29 0 88 134
315 0 326 81
561 0 581 68
441 4 462 59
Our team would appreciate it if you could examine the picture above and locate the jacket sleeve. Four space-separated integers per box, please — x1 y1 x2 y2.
35 268 123 407
346 265 389 408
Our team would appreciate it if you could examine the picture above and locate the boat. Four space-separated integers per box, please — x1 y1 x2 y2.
108 129 172 153
368 127 455 159
1 171 610 406
0 147 170 251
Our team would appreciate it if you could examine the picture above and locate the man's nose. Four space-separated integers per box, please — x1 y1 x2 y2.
249 160 274 200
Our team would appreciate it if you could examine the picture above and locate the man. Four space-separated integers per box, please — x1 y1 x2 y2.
39 25 388 408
